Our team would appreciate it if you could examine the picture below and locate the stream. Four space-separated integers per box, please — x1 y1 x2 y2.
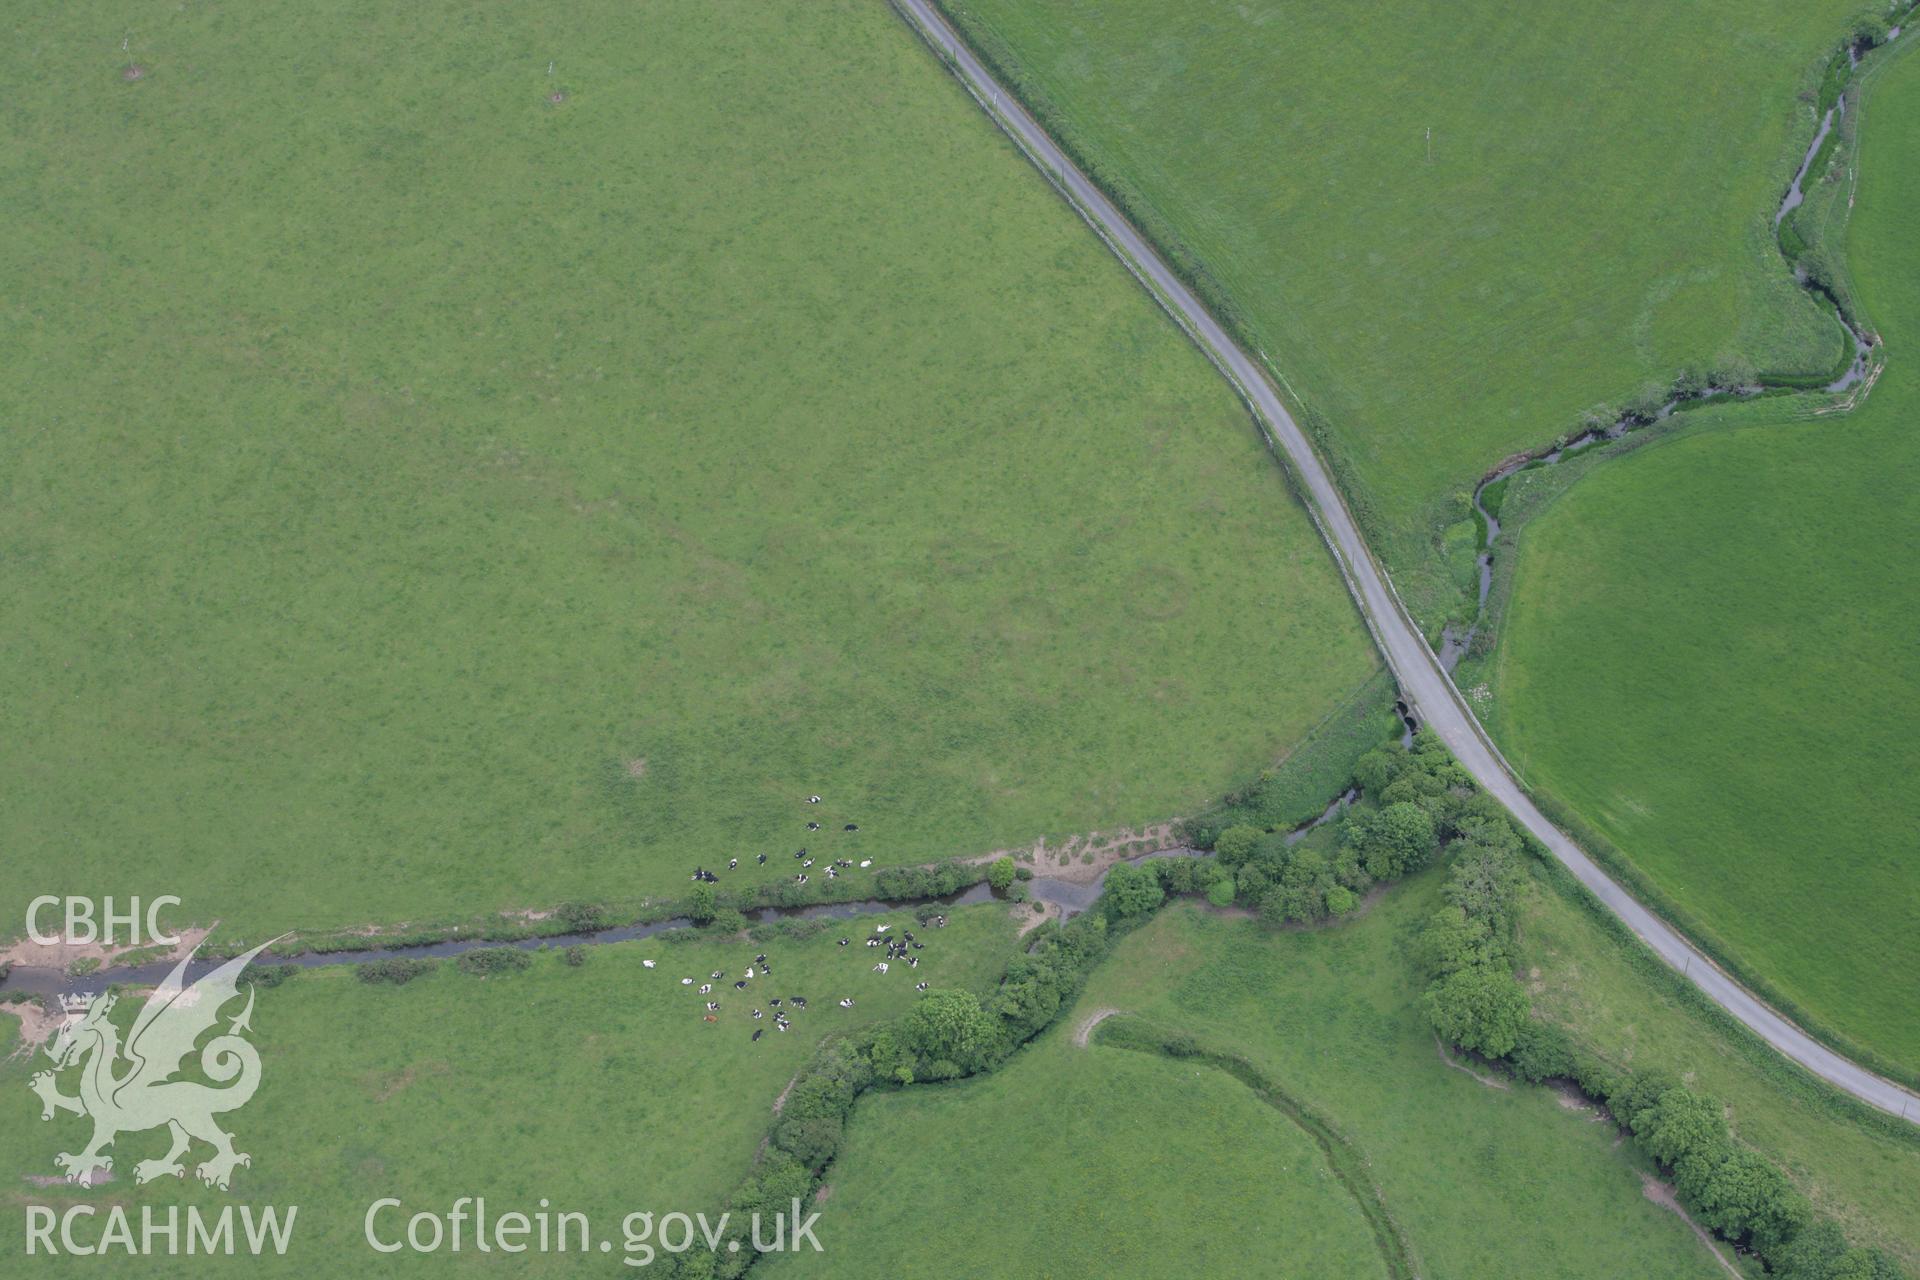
2 887 995 999
1435 70 1886 675
1774 98 1839 229
6 789 1369 999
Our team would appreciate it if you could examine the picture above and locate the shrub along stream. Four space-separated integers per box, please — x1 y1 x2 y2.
1409 797 1909 1279
655 728 1908 1277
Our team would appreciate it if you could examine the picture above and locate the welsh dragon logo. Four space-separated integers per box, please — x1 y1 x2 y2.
29 938 281 1190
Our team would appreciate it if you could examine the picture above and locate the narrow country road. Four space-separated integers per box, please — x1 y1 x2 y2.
890 0 1920 1123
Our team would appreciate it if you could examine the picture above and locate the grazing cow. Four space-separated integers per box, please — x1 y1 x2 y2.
745 967 755 978
711 970 724 979
808 795 822 804
916 982 929 992
756 954 768 964
757 854 768 865
680 978 693 985
839 938 850 946
844 824 858 832
807 822 821 831
705 1001 719 1012
753 1009 764 1019
876 924 890 933
735 980 747 990
699 984 712 994
770 998 782 1007
874 962 888 973
859 859 872 869
643 960 657 969
729 858 739 870
795 874 807 884
791 997 807 1009
838 998 854 1008
753 1029 763 1041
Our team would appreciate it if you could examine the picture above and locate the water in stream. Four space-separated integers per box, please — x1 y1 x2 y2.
5 787 1375 998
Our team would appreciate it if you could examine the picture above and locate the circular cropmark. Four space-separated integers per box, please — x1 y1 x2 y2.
547 90 568 105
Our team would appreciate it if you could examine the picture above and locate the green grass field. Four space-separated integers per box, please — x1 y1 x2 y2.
1488 37 1920 1071
764 1026 1389 1279
0 904 1019 1273
797 890 1732 1279
0 0 1377 939
932 0 1856 620
1518 868 1920 1270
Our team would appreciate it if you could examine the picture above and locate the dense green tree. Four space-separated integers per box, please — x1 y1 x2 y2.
1102 861 1165 921
1332 846 1373 893
688 881 717 924
1342 801 1437 880
1351 746 1408 795
774 1113 843 1167
1504 1019 1576 1083
1416 905 1496 977
865 1026 916 1086
900 989 999 1075
1422 963 1529 1057
1698 1147 1809 1255
1213 824 1260 866
1607 1066 1682 1132
1261 847 1332 923
1772 1221 1905 1280
1410 727 1471 786
1449 798 1524 853
988 857 1016 892
1233 863 1272 904
1636 1086 1729 1169
1380 768 1446 806
1442 841 1527 939
732 1150 812 1220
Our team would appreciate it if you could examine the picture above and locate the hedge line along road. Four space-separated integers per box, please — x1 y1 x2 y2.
890 0 1920 1124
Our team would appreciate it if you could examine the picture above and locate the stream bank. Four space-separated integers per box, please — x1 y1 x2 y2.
1435 19 1908 672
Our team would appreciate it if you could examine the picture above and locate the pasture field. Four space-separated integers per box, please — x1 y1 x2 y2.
802 891 1730 1279
1519 867 1920 1270
1487 36 1920 1072
0 0 1377 939
0 904 1021 1274
763 1025 1389 1280
932 0 1856 620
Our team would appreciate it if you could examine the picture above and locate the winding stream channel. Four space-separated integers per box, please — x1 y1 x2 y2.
1436 90 1885 675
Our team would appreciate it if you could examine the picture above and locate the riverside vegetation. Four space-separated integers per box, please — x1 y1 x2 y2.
645 734 1908 1277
